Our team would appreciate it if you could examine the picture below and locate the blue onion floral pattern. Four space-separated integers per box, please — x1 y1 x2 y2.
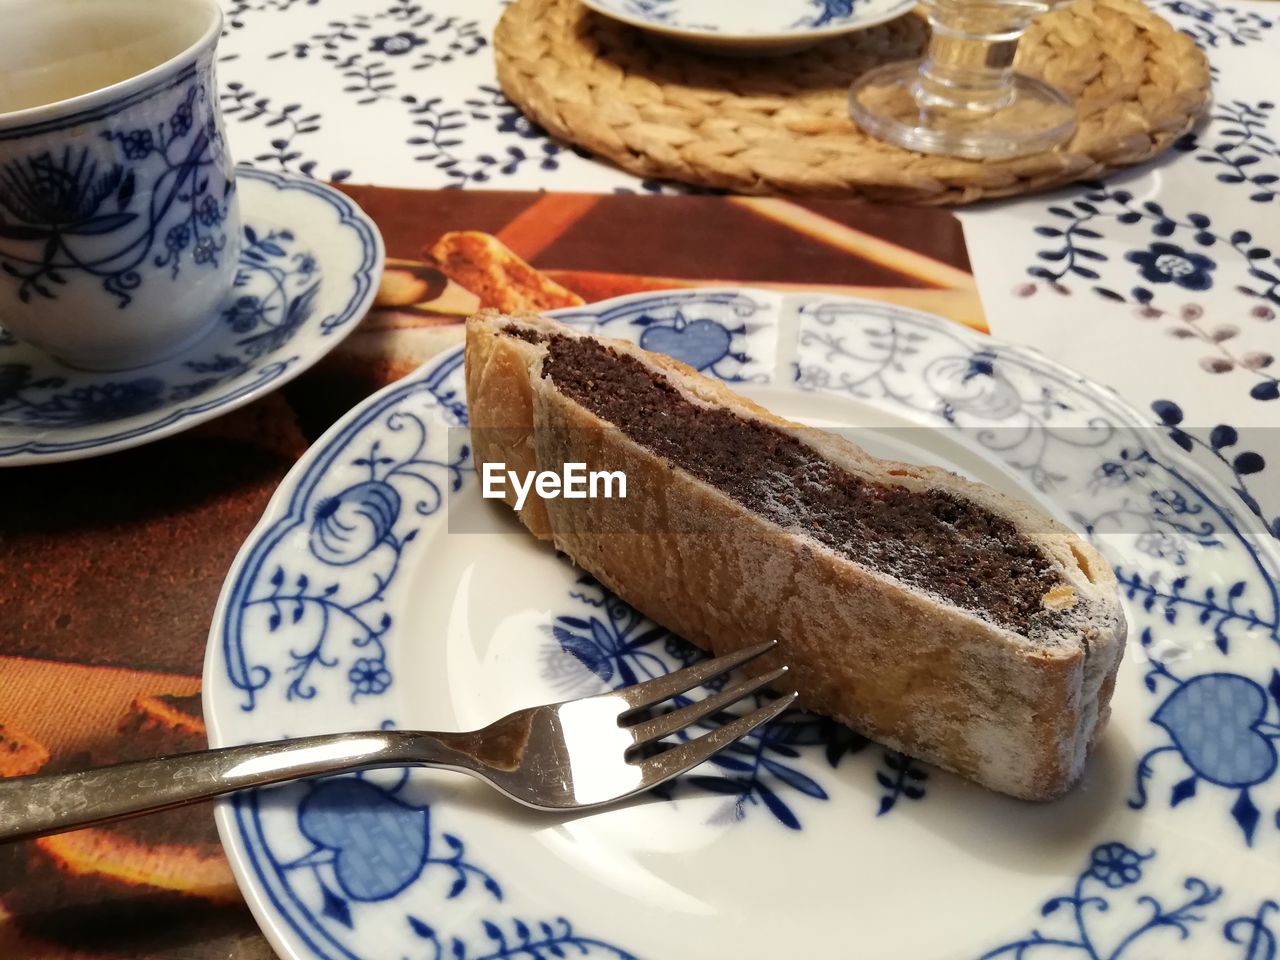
1085 842 1147 888
0 80 234 307
975 842 1280 959
1130 628 1280 845
797 0 858 28
550 289 773 382
612 0 678 24
234 395 471 705
0 169 380 464
0 217 320 428
265 773 631 957
348 658 392 696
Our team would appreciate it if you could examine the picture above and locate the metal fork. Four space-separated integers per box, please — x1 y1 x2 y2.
0 641 794 843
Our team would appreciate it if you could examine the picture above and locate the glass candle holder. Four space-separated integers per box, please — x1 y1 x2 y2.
848 0 1076 160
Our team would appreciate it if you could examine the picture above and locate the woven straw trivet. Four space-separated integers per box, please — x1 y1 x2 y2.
496 0 1210 204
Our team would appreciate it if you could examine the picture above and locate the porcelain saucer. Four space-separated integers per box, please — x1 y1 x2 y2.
580 0 919 54
0 167 383 466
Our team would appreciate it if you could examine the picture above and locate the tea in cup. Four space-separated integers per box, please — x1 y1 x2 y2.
0 0 239 370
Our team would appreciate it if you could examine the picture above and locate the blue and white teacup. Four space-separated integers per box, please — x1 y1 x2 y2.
0 0 238 370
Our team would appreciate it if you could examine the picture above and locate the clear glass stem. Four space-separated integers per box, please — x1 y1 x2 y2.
916 0 1044 112
846 0 1076 160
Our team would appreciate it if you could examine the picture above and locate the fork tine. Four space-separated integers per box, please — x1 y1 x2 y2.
614 640 779 712
626 666 789 748
635 691 799 788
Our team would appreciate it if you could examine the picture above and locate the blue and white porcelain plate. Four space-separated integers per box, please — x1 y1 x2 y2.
580 0 919 54
204 288 1280 960
0 167 383 465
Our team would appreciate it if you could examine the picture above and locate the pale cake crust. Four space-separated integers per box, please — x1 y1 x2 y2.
464 310 1127 800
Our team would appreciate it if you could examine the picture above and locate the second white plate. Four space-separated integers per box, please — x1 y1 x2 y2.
581 0 919 54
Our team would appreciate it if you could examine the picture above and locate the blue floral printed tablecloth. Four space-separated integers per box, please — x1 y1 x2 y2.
215 0 1279 538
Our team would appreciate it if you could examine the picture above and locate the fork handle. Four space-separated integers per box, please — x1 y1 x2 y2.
0 730 474 844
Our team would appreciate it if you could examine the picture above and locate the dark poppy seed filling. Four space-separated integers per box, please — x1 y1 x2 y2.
502 325 546 344
515 327 1067 631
